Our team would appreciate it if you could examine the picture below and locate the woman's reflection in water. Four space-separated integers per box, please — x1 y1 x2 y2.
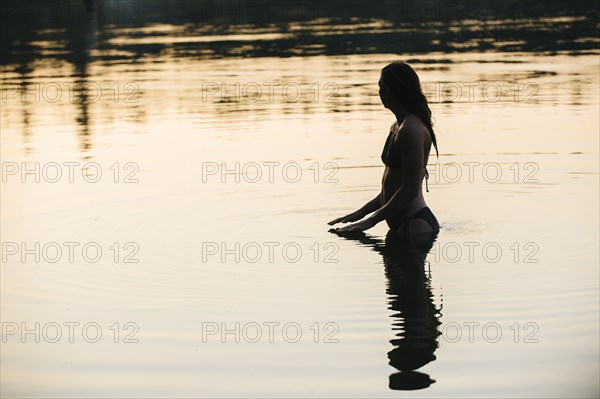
333 230 442 390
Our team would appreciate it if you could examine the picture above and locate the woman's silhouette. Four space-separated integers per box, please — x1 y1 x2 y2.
329 62 439 243
329 62 443 389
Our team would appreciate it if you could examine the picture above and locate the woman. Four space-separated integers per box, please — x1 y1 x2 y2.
328 62 440 242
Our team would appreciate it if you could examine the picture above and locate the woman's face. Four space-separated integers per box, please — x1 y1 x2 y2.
378 77 389 108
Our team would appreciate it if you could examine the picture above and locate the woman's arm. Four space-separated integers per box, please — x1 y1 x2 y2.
328 192 381 225
358 192 383 215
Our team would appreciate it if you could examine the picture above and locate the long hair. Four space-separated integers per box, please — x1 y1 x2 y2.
381 62 439 158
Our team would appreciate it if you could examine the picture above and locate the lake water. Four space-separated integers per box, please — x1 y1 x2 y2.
1 1 599 397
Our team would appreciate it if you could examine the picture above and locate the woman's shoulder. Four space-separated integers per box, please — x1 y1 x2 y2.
400 114 428 133
397 117 428 145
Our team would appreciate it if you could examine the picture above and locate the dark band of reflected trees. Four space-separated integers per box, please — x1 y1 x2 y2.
1 0 598 69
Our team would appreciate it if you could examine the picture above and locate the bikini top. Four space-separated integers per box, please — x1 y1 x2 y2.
381 127 402 168
381 122 430 192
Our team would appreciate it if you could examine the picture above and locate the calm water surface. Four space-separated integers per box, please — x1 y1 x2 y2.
1 1 599 397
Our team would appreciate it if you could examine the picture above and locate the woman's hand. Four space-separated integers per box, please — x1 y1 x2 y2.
330 217 377 234
328 210 365 226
